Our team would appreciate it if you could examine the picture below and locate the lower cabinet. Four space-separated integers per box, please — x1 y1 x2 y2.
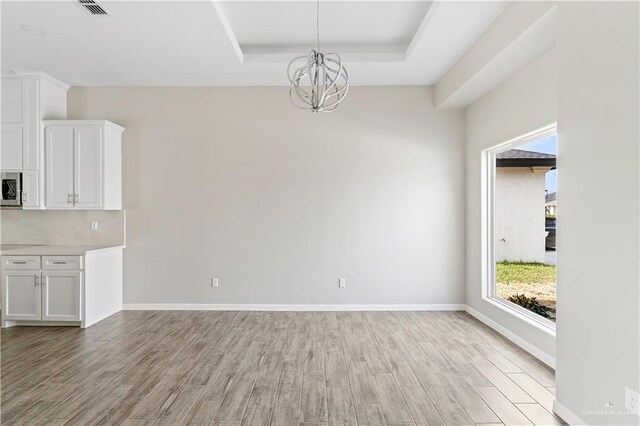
2 270 42 321
42 270 82 321
1 257 82 323
1 248 122 328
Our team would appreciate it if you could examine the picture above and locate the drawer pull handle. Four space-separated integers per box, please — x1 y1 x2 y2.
51 261 67 265
12 261 27 264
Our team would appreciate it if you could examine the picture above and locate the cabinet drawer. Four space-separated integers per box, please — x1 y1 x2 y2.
42 256 83 270
2 256 41 270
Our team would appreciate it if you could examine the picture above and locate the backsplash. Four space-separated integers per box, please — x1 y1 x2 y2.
1 210 125 246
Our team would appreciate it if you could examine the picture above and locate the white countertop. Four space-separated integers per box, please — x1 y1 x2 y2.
0 244 125 256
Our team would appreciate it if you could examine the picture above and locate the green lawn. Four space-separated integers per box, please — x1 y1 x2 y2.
496 261 557 321
496 262 556 284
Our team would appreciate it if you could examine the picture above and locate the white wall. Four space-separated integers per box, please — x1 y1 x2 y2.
495 168 547 263
555 2 639 424
465 48 558 361
67 86 466 306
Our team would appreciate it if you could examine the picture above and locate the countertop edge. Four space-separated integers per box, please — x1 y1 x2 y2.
0 245 126 256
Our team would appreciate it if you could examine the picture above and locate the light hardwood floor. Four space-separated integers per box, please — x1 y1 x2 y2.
1 311 563 425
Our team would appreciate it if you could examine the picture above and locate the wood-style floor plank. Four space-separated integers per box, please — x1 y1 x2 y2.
440 374 501 424
346 361 378 404
183 399 221 425
400 386 445 425
301 372 328 423
373 373 413 424
353 403 386 425
326 386 357 426
240 385 278 426
475 386 534 426
1 311 557 426
213 372 258 422
516 403 564 426
507 373 556 412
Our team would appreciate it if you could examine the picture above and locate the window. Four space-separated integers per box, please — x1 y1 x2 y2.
484 126 557 328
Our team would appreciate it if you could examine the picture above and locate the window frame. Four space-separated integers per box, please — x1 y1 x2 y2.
482 124 558 332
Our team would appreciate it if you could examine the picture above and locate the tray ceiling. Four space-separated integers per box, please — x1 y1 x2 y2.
1 1 508 86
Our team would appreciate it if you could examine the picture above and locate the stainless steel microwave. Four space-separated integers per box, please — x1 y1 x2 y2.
1 172 23 208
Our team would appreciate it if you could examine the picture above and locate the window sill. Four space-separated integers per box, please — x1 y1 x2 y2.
484 295 556 337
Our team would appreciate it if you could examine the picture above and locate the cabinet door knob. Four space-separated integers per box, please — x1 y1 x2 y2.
34 275 39 286
68 193 73 204
74 193 79 206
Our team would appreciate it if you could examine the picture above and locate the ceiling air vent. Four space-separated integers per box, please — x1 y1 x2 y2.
76 0 112 16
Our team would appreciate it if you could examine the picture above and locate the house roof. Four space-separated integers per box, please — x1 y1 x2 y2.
546 192 557 203
496 149 557 168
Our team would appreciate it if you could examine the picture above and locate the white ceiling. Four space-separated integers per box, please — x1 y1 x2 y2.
222 2 432 48
1 1 508 86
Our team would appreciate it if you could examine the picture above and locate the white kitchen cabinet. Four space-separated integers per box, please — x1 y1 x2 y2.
1 71 69 209
44 126 74 208
1 79 23 123
2 256 83 324
74 127 103 208
44 120 124 210
0 125 23 169
21 170 40 208
2 270 42 321
42 270 82 322
1 248 123 328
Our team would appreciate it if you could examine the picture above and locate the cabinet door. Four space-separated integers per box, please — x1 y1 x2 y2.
1 79 22 123
74 127 103 209
45 126 74 208
2 270 41 321
1 125 23 170
22 170 40 209
22 78 39 170
41 270 82 322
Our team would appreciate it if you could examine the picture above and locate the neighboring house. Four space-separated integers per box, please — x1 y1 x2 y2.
546 192 557 216
495 149 556 263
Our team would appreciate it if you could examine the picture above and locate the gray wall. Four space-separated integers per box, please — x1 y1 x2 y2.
556 2 639 424
465 48 558 362
68 86 466 306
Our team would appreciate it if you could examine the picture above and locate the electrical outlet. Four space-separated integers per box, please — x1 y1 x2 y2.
626 387 639 416
338 278 346 288
211 278 219 288
91 221 99 231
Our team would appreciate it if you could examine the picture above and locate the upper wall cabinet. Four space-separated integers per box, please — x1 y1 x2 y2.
1 79 23 123
44 121 124 210
1 71 69 209
1 72 69 171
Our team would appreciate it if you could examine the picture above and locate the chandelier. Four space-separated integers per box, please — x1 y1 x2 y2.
287 0 349 113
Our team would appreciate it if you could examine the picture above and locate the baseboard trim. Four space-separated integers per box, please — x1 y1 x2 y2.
122 303 466 312
464 305 556 369
553 400 586 425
